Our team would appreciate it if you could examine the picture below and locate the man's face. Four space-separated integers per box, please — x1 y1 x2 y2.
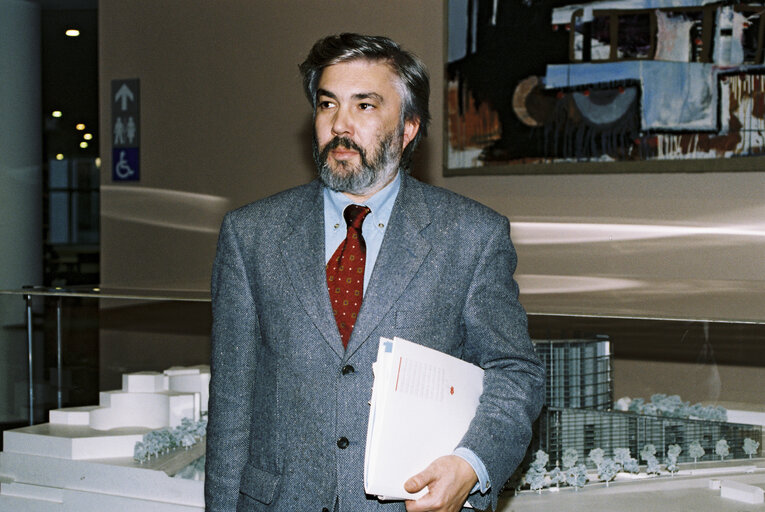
313 59 419 198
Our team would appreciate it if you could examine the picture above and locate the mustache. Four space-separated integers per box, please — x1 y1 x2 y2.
323 136 364 154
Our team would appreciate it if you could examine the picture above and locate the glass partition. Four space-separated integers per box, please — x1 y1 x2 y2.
0 287 210 433
0 293 30 433
2 287 763 429
0 287 210 509
2 287 764 494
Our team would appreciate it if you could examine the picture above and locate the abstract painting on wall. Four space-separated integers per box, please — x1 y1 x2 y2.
446 0 765 174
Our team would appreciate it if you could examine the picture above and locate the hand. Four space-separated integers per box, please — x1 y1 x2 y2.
403 455 478 512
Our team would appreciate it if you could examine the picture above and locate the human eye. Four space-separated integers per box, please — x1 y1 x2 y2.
318 99 336 110
358 102 376 111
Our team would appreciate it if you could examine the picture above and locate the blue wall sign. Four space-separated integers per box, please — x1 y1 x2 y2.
111 79 140 182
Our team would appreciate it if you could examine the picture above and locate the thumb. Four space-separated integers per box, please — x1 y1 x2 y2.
404 467 433 494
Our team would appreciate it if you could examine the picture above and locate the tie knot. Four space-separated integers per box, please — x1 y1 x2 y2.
344 204 371 230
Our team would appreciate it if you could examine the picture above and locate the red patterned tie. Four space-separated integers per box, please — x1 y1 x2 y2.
327 204 371 348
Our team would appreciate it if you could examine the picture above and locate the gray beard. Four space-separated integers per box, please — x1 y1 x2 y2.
313 131 401 196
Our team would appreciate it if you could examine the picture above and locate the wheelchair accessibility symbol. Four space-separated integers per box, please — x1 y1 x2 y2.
112 148 139 181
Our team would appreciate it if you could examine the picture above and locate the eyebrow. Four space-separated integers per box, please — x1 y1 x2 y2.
317 88 385 104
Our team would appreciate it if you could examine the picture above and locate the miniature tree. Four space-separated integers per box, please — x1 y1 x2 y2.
196 416 208 436
651 393 690 418
132 417 208 463
586 448 616 486
143 431 160 459
613 447 639 474
133 441 147 463
565 464 588 491
613 448 630 468
598 457 619 486
743 438 760 459
562 447 579 469
641 442 661 476
526 465 547 494
525 450 549 494
158 429 174 453
645 454 662 475
689 404 728 422
588 448 605 467
665 444 682 476
180 431 196 448
641 402 659 416
533 450 550 469
626 395 727 421
715 439 730 461
688 440 705 463
548 466 564 488
622 457 640 474
614 397 631 411
628 397 645 413
640 443 657 463
712 405 728 422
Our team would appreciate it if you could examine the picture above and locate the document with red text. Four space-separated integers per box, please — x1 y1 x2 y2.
364 336 484 502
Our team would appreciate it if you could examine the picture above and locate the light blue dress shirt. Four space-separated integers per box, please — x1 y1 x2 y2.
323 173 400 292
322 172 490 497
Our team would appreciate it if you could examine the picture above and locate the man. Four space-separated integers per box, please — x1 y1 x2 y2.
205 33 545 512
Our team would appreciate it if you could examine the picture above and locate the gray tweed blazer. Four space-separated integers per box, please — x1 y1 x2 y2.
205 174 545 512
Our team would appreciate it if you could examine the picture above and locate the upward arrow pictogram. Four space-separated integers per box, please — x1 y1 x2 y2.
115 84 135 111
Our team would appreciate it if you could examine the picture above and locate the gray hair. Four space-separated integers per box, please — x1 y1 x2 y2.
299 33 430 171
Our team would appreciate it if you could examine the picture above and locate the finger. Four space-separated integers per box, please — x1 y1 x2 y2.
405 489 449 512
404 493 439 512
404 468 433 494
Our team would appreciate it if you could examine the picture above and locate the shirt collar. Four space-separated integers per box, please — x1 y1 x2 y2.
324 171 401 228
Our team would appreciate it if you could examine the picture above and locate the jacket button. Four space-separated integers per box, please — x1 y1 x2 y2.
337 437 349 449
341 364 355 375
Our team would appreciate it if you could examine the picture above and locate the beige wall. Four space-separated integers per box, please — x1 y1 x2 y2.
98 0 446 291
99 0 765 321
98 1 765 401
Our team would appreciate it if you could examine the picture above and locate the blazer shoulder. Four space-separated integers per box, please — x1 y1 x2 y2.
406 176 506 225
223 180 321 228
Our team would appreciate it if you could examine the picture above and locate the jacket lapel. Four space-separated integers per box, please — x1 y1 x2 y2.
345 175 432 357
280 181 346 358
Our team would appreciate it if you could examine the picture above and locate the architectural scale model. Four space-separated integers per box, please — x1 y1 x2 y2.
0 365 209 511
495 337 765 511
496 461 765 512
530 338 762 470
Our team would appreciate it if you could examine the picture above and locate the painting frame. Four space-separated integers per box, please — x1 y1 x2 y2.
444 0 765 176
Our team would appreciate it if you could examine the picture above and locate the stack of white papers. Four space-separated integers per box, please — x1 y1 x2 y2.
364 337 484 501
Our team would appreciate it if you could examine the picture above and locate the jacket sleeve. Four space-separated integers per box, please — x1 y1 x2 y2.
457 216 546 511
205 213 259 512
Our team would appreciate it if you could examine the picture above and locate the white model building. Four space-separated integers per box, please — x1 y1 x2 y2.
496 465 765 512
0 365 209 511
531 338 762 468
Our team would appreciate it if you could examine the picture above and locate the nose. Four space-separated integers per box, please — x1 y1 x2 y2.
331 106 353 137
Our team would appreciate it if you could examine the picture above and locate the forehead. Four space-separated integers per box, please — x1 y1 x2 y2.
317 59 402 103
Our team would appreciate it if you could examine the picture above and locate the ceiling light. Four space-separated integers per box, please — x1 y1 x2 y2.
80 141 88 149
76 123 85 130
55 154 64 160
52 111 62 118
83 133 93 140
65 29 80 37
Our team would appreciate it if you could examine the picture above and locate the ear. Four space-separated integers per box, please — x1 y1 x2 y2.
401 118 420 150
